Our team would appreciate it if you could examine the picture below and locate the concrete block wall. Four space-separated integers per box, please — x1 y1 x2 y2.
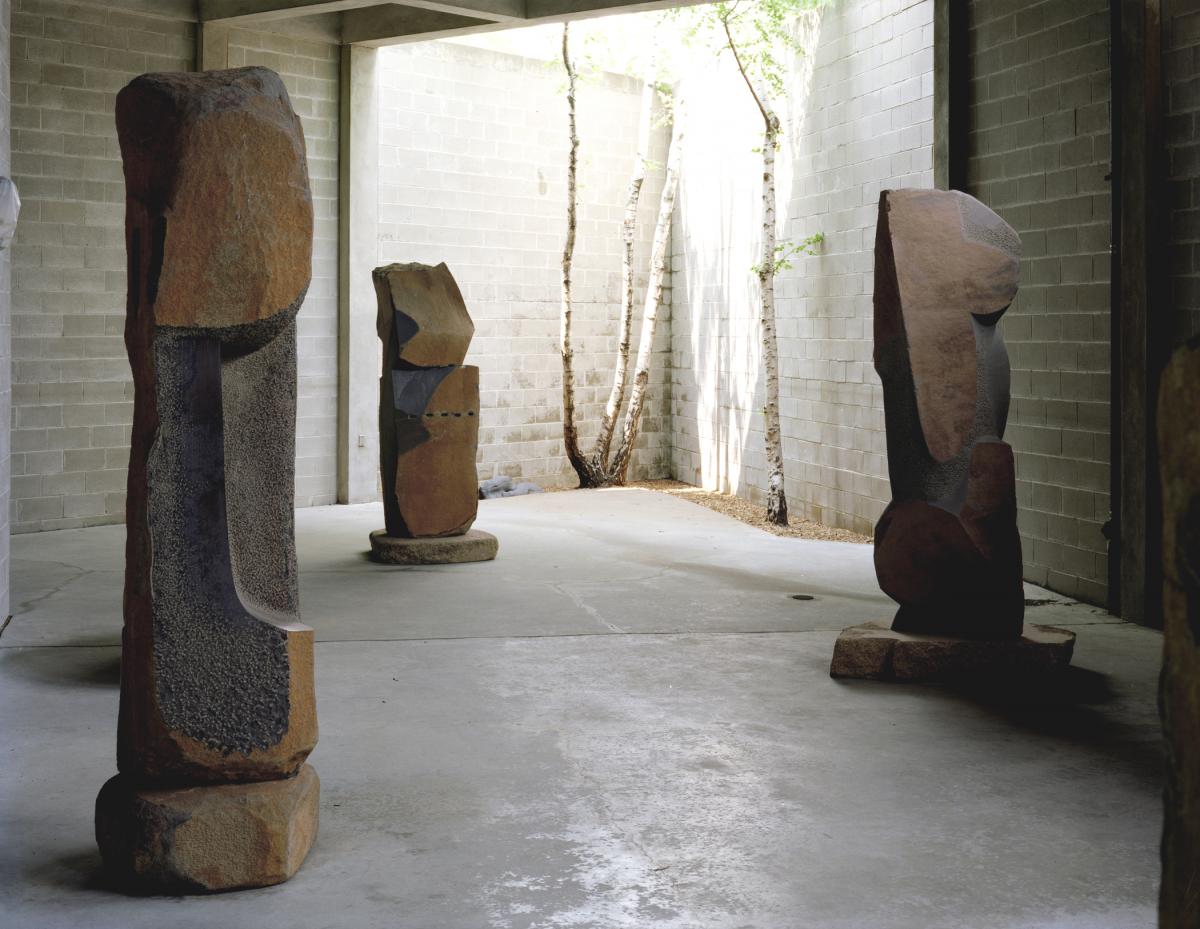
7 1 339 532
0 0 10 617
227 28 340 507
1167 1 1200 342
377 40 673 487
965 0 1112 605
670 0 934 536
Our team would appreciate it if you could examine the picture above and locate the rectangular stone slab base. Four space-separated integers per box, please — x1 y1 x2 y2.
95 764 318 893
829 622 1076 682
370 528 498 564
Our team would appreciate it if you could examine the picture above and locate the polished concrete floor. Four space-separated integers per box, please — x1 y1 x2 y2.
0 489 1164 929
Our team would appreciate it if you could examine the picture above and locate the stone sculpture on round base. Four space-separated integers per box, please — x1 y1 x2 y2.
369 528 499 565
370 262 496 565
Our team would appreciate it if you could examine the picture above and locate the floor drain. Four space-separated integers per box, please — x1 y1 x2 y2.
790 594 815 601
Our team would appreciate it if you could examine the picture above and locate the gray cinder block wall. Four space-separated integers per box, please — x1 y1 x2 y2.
0 0 10 617
7 0 339 532
670 0 934 535
376 40 673 487
965 0 1112 605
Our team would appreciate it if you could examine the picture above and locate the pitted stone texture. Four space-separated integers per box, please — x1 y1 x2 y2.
96 765 319 893
115 67 313 331
374 262 474 368
829 622 1075 682
1158 341 1200 929
369 529 498 565
873 189 1024 639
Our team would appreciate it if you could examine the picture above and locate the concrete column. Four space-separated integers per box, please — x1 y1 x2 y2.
196 22 231 71
337 45 380 504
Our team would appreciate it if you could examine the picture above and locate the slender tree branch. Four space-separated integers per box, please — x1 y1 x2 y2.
723 15 771 130
559 23 588 484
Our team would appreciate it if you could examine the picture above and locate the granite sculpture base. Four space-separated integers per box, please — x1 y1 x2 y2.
95 764 319 893
369 528 498 565
830 622 1075 682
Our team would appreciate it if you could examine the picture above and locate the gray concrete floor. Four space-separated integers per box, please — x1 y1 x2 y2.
0 489 1164 929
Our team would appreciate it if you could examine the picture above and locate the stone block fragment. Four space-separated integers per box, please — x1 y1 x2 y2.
96 765 319 893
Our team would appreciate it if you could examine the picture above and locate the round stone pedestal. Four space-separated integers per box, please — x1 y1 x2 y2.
95 764 319 893
369 528 498 565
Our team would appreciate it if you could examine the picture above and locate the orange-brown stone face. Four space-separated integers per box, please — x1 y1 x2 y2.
116 67 313 331
391 366 481 538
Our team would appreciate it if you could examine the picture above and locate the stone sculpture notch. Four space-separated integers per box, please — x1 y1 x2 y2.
95 67 319 893
1158 340 1200 929
370 263 497 564
873 188 1025 639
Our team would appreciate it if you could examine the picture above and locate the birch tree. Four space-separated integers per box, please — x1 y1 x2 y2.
702 0 827 525
559 23 684 487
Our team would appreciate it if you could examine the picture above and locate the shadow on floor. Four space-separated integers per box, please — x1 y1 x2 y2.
0 641 120 689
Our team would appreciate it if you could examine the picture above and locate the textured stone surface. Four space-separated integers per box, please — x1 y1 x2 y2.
1158 340 1200 929
115 68 312 332
96 764 319 893
116 66 317 786
829 622 1075 682
375 262 481 540
873 189 1025 639
375 262 474 368
103 65 318 893
369 528 499 565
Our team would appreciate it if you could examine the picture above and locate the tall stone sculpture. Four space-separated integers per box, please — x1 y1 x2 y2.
1159 340 1200 929
94 68 318 891
831 189 1073 680
369 262 498 564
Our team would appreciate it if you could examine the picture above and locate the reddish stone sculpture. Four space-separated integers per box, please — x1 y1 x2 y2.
95 67 318 892
1158 340 1200 929
872 189 1024 639
370 263 497 564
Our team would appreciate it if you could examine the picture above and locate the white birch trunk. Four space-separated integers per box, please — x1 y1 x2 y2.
611 102 686 482
594 53 658 473
559 24 588 485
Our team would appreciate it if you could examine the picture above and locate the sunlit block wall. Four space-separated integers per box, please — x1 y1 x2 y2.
376 40 673 488
670 0 934 535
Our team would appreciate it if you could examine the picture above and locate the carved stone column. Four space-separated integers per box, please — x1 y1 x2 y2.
94 67 319 892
